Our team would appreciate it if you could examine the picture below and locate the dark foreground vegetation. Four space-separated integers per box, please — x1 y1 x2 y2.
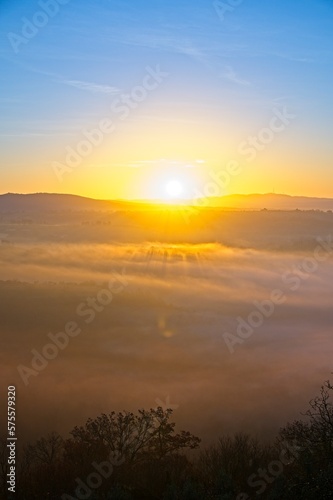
1 380 333 500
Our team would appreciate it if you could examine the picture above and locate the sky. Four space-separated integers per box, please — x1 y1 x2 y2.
0 0 333 200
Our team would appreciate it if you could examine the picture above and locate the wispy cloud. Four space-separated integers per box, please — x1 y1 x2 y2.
101 26 208 64
273 52 314 63
127 159 203 169
63 80 121 94
222 65 250 86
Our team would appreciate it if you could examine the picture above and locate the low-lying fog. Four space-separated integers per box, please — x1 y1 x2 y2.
0 210 332 445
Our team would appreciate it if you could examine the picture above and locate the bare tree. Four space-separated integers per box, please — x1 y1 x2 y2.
69 407 200 465
279 380 333 458
198 432 275 497
25 432 64 467
278 379 333 498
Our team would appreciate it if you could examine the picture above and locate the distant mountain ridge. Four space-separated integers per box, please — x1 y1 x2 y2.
205 193 333 210
0 193 131 212
1 192 333 211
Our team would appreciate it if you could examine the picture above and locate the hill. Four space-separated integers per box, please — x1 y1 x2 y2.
1 192 333 212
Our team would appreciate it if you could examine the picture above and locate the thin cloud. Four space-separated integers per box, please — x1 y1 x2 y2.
128 159 203 169
63 79 121 94
102 28 207 63
272 52 315 63
222 65 250 86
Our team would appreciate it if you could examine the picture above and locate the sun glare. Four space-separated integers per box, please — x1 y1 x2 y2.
165 179 183 198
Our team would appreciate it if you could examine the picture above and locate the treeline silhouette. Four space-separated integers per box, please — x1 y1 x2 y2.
1 380 333 499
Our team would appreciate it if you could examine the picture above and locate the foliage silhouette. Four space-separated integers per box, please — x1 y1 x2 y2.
1 381 333 499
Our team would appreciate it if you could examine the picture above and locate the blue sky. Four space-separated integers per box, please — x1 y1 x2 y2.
1 0 333 198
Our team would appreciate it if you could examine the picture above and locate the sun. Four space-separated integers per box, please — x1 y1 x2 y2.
165 179 183 199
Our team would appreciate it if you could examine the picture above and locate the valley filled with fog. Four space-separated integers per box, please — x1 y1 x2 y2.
1 204 332 444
